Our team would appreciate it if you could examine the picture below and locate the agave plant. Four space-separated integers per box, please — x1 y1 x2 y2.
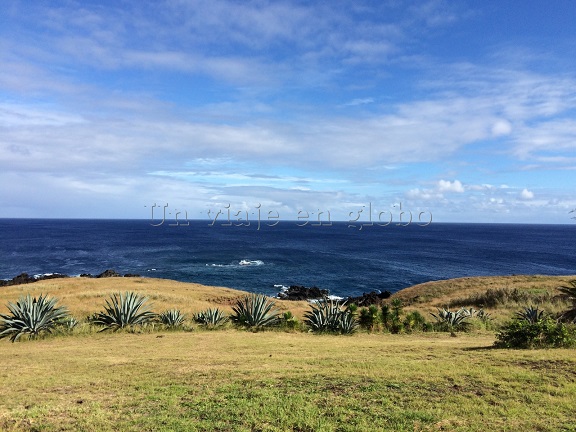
159 309 186 328
60 316 79 330
337 310 358 334
515 306 546 324
557 280 576 323
231 294 279 329
304 298 358 334
194 308 228 327
430 307 470 331
0 294 69 342
93 292 156 331
476 309 493 323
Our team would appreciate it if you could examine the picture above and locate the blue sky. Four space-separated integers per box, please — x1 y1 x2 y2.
1 1 576 223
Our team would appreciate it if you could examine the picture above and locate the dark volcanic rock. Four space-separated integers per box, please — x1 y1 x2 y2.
278 285 330 301
96 269 122 278
0 273 35 287
123 273 141 278
80 273 94 278
0 272 68 287
345 290 392 307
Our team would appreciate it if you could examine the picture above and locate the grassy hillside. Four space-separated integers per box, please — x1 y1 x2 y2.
391 274 576 323
0 277 311 319
1 274 576 431
1 273 574 323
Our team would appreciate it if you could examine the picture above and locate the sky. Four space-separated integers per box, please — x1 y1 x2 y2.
1 1 576 223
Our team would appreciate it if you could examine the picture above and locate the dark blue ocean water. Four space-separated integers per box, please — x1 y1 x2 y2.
1 219 575 297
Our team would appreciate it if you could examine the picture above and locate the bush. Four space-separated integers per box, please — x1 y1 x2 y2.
403 310 427 332
279 311 299 330
304 298 358 334
495 318 576 349
93 292 156 331
358 305 379 330
381 298 405 333
381 304 392 329
0 294 69 342
231 294 279 329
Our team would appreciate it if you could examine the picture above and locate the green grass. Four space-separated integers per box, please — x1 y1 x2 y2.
2 331 576 431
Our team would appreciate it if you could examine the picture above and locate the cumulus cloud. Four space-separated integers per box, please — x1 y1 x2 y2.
520 188 535 200
438 180 464 193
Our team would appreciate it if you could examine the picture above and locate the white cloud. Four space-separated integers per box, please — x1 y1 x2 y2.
491 119 512 136
520 188 534 200
438 179 464 193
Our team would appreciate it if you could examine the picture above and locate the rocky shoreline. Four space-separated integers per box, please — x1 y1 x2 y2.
1 271 392 306
277 284 391 306
0 269 141 287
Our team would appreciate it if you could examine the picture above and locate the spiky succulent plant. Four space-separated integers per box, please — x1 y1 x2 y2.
430 307 471 331
93 292 156 331
558 280 576 323
0 294 69 342
304 298 358 334
194 308 228 327
159 309 186 328
231 294 279 329
515 306 546 324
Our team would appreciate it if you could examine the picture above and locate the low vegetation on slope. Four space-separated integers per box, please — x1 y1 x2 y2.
1 274 576 430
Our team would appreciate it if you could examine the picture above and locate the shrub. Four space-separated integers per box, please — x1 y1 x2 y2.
346 303 358 315
0 294 69 342
495 318 576 349
391 298 403 320
279 311 299 330
304 298 358 334
381 298 406 333
403 310 427 332
380 304 393 330
159 309 186 328
358 305 379 330
194 308 228 328
93 292 156 331
231 294 279 329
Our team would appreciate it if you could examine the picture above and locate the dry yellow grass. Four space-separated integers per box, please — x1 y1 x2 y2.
392 274 576 321
0 277 311 319
1 274 575 323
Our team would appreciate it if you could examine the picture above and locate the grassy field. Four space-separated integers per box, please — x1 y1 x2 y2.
1 275 576 431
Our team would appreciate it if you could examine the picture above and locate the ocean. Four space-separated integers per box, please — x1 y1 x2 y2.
1 219 575 297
